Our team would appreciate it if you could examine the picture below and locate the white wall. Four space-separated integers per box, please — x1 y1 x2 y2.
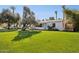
42 21 64 30
55 21 64 30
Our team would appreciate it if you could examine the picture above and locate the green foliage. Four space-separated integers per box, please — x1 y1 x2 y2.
49 17 55 20
47 23 56 31
48 26 53 30
63 7 79 31
10 6 15 13
0 8 20 29
22 6 37 30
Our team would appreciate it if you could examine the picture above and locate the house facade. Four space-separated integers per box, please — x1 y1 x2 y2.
38 20 64 30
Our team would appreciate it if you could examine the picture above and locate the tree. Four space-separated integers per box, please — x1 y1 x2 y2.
22 6 37 31
1 8 20 29
11 13 20 29
1 9 12 29
55 11 57 20
10 6 15 14
0 13 3 24
22 6 30 30
62 5 72 31
15 13 20 29
63 8 79 31
10 6 20 29
62 5 66 20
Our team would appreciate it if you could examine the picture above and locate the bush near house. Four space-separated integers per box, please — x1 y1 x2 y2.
47 23 59 31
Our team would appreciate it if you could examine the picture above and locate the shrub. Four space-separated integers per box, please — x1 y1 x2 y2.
53 28 59 31
47 26 59 31
47 26 52 31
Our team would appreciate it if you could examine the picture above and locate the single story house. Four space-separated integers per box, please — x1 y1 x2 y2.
37 20 64 30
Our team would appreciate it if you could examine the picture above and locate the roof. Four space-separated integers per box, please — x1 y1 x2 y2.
39 20 63 23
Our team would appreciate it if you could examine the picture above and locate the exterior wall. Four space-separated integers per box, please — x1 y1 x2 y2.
63 20 74 31
40 20 64 30
42 22 53 29
55 21 64 30
42 23 47 29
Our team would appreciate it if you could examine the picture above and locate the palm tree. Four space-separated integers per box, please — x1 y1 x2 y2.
62 5 66 30
62 5 66 20
10 6 15 14
55 11 57 20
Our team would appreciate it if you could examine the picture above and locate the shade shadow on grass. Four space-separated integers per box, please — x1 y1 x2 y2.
12 30 41 41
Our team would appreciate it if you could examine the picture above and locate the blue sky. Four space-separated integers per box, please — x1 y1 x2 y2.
0 5 79 20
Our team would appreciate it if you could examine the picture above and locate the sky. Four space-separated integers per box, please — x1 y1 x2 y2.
0 5 79 20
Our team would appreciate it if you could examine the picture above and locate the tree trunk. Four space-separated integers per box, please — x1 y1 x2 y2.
8 22 10 29
16 22 18 29
22 23 26 31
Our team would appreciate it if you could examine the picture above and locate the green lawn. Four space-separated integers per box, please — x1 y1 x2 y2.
0 30 79 53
